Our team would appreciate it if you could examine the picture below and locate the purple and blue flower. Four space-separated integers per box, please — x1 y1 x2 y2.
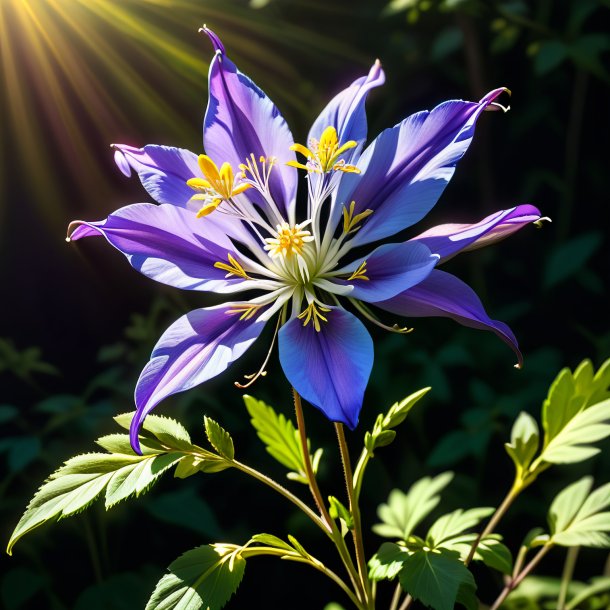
68 27 541 453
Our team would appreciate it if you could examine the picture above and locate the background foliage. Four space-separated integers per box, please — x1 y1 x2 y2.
1 0 609 608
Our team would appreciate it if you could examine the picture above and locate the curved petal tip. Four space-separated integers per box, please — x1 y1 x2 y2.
199 24 225 55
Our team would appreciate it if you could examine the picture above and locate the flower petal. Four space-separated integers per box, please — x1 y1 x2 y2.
112 144 201 208
68 203 253 293
327 241 438 302
376 269 522 366
308 60 385 160
334 88 508 246
278 307 373 429
411 204 542 263
131 304 267 452
203 28 298 222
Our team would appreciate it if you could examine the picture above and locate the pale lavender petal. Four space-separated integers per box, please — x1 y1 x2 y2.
308 60 385 160
68 203 249 293
329 241 438 302
376 269 522 366
278 307 373 429
203 28 297 221
411 204 541 263
334 88 508 246
112 144 201 207
131 304 267 452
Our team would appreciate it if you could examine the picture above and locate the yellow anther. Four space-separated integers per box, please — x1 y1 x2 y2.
187 155 252 218
342 201 373 234
289 126 360 174
226 303 262 321
264 222 314 259
214 254 251 280
347 261 369 282
297 302 331 332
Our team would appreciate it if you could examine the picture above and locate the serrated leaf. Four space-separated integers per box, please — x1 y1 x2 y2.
505 412 539 475
541 368 585 443
95 433 164 456
204 417 234 460
329 496 354 530
114 412 192 450
7 451 179 554
243 395 319 482
549 478 610 548
250 534 294 553
174 455 205 479
399 549 476 610
368 542 408 581
539 399 610 464
426 507 494 548
473 537 513 575
146 545 245 610
373 472 454 540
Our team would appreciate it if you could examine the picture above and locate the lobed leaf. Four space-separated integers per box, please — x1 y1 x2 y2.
426 507 494 548
145 545 245 610
505 411 539 476
368 542 408 581
115 412 193 450
373 472 454 540
204 417 235 460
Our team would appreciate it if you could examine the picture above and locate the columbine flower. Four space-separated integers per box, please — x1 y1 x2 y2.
68 27 542 453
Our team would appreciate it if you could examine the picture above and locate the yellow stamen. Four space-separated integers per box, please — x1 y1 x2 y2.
289 126 361 174
264 222 314 258
226 303 262 321
347 261 369 282
214 254 251 280
297 302 331 332
342 201 373 234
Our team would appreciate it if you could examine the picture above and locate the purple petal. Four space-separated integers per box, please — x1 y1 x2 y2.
203 28 297 221
334 88 508 247
411 204 542 263
112 144 201 207
330 241 438 302
278 307 373 429
68 203 249 293
131 304 267 453
308 60 385 161
376 269 522 366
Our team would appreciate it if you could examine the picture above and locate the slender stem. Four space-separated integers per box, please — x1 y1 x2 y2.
353 447 371 503
231 458 328 535
389 583 403 610
466 483 521 565
81 514 103 584
398 594 413 610
292 388 365 602
293 388 334 530
557 547 579 610
336 423 373 608
490 544 553 610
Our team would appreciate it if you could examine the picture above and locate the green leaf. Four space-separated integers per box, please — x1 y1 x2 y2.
373 472 454 540
96 433 165 456
399 549 476 610
534 40 568 75
7 451 180 554
0 436 41 472
204 417 234 460
243 395 320 483
505 411 539 476
565 576 610 610
328 496 354 530
250 534 294 553
383 387 431 431
368 543 408 581
115 412 192 451
0 405 18 424
473 537 513 575
286 535 313 561
549 478 610 547
543 232 602 288
146 545 245 610
539 399 610 464
426 507 494 548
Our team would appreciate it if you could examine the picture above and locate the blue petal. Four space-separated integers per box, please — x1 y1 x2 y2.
131 304 267 453
278 307 373 429
329 241 438 302
376 269 522 366
308 60 385 160
203 29 297 222
333 89 508 247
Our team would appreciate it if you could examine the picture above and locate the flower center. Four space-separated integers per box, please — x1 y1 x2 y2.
264 222 314 259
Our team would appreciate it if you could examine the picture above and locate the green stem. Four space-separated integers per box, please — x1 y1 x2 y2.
557 547 579 610
389 582 403 610
398 593 413 610
292 388 365 604
490 544 554 610
336 423 373 609
466 482 521 565
353 447 371 503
